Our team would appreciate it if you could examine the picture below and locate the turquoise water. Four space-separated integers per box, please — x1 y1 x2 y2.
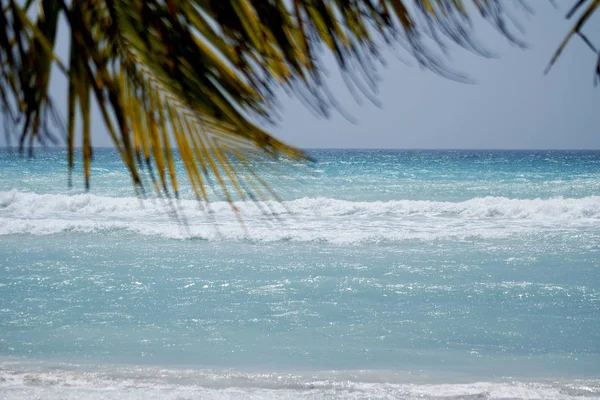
1 149 599 399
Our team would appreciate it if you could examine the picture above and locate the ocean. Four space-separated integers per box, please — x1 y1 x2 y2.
0 148 599 399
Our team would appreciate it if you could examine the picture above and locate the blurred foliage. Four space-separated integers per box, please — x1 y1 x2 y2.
0 0 597 208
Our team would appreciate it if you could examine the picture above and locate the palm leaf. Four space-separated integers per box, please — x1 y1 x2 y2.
544 0 600 82
0 0 593 217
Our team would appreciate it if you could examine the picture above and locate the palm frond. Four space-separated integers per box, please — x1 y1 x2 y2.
544 0 600 84
0 0 593 214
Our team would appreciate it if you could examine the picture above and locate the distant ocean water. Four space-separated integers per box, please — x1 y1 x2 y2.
1 148 599 399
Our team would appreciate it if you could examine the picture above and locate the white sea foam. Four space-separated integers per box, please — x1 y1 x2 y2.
1 190 599 242
0 360 598 399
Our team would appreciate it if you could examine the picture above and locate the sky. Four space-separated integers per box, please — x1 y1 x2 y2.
269 2 600 150
3 2 600 150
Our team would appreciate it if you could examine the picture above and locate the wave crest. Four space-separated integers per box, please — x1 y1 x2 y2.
1 190 599 242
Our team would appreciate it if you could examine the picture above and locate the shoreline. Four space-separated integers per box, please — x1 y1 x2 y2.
1 357 599 400
1 355 599 384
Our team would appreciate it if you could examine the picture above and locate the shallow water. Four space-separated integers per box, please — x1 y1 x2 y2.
1 149 599 398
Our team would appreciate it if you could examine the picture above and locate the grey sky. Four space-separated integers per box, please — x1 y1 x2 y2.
3 2 600 150
270 3 600 150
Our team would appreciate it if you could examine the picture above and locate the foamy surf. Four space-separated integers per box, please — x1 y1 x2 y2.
1 190 599 242
0 360 599 400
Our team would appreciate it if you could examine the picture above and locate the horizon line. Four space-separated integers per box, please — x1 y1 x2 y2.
1 146 600 152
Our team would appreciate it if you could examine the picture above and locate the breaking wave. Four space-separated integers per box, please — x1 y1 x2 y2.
1 190 599 242
0 359 599 400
